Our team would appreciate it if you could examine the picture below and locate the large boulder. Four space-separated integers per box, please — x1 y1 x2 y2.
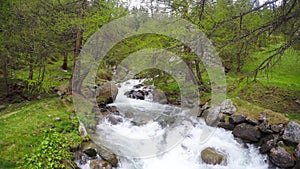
232 123 261 142
96 82 118 106
282 121 300 145
219 99 236 115
202 106 221 126
269 147 295 168
201 147 227 165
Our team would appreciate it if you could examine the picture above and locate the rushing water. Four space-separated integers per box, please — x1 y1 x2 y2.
79 79 270 169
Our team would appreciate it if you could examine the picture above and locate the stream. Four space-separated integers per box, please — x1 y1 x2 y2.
78 79 270 169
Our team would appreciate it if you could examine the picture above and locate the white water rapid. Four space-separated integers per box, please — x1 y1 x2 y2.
80 79 270 169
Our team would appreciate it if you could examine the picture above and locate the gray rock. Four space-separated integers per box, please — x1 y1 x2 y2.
96 82 118 106
258 122 273 134
219 99 236 115
82 142 118 167
232 123 262 142
229 115 246 124
246 118 259 125
282 121 300 144
201 147 227 165
260 139 276 154
202 106 220 127
97 146 118 167
271 124 284 133
217 122 235 130
74 151 87 165
107 106 118 113
89 159 112 169
269 147 295 168
153 89 167 104
259 134 280 147
106 115 123 125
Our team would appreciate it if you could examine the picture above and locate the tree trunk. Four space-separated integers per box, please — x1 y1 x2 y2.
61 53 68 70
195 59 204 86
3 54 9 95
29 65 33 80
41 64 46 82
70 0 87 92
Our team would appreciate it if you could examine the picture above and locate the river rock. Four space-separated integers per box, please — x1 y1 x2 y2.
153 89 168 104
201 147 227 165
269 147 295 168
260 139 276 154
124 90 145 100
133 90 145 100
229 114 246 124
96 82 118 106
82 142 118 167
90 159 112 169
97 147 118 167
217 122 235 130
83 148 97 159
133 83 144 89
282 121 300 145
219 99 236 115
271 124 284 133
232 123 261 142
258 121 273 134
202 106 221 126
74 151 87 165
106 115 123 125
107 106 118 113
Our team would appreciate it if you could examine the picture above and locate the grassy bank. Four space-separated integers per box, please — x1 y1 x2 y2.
0 97 81 168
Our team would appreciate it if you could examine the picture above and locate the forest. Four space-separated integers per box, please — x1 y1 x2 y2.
0 0 299 169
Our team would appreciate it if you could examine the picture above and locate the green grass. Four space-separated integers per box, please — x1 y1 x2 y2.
242 45 300 89
225 45 300 118
0 97 81 168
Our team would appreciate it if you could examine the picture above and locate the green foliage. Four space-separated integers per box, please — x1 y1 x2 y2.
20 129 78 169
0 98 82 168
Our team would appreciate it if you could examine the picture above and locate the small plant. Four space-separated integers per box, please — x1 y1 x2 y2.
20 129 80 169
